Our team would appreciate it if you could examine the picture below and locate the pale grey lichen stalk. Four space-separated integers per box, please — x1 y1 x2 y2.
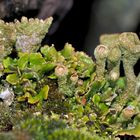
0 16 53 105
0 20 16 76
55 64 77 97
0 16 53 77
94 32 140 95
0 20 16 60
15 17 53 53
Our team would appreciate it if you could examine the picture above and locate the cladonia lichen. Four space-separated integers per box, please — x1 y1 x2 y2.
0 17 140 140
94 32 140 96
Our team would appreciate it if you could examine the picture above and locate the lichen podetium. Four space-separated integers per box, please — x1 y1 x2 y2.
94 32 140 96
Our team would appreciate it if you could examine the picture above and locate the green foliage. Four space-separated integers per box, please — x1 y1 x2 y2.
116 124 140 138
17 85 49 104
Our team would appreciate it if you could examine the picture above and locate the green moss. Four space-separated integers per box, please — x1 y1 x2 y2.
0 103 13 131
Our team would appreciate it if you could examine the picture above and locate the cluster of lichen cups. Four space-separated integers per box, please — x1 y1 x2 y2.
0 17 140 140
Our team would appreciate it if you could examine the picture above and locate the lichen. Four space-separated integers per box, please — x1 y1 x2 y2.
0 17 140 140
0 86 14 106
94 32 140 96
15 17 53 53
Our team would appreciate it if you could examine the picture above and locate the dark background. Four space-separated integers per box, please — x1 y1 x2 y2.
46 0 94 51
46 0 140 54
0 0 140 74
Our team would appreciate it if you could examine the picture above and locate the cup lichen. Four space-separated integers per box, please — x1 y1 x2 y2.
95 32 140 96
0 17 140 140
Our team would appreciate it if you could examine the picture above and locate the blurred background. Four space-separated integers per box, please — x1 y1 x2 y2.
0 0 140 57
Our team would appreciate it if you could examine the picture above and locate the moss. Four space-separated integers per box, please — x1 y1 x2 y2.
13 115 109 140
0 103 13 131
47 129 109 140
